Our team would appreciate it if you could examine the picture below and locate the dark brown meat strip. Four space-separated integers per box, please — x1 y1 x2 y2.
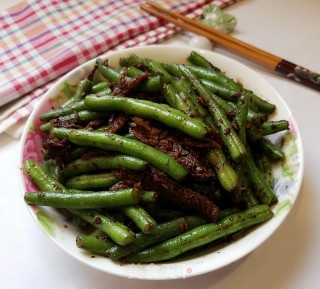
49 112 83 129
111 72 150 96
111 169 219 222
42 137 71 159
129 117 217 182
105 112 129 134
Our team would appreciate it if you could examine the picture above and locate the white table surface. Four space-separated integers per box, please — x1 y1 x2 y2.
1 0 320 288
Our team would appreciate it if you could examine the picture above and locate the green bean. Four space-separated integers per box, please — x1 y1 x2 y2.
161 62 183 77
255 138 285 162
187 50 221 71
24 159 66 192
121 54 173 82
91 67 109 84
24 188 141 209
246 91 276 114
186 64 276 114
120 205 157 234
91 82 111 94
124 66 144 78
246 148 278 205
84 94 210 140
260 120 289 136
147 60 172 83
40 100 85 122
207 148 239 192
254 153 274 188
76 235 114 255
40 110 107 132
141 191 158 203
207 87 241 118
246 109 268 126
241 188 260 208
96 58 163 92
198 81 239 113
64 172 119 190
233 163 260 208
163 83 199 118
39 122 52 133
179 65 247 162
49 127 73 139
62 79 93 108
68 130 188 181
107 215 206 260
235 93 250 144
96 58 120 83
119 53 147 69
187 64 241 91
69 209 135 246
201 79 241 102
125 205 273 263
63 155 148 178
170 77 213 125
44 159 64 183
247 120 288 142
162 83 179 109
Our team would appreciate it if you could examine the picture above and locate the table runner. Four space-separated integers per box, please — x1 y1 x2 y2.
0 0 241 135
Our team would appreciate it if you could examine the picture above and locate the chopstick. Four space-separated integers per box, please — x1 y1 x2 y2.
141 1 320 92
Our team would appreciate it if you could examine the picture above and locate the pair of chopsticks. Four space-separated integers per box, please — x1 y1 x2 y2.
141 1 320 92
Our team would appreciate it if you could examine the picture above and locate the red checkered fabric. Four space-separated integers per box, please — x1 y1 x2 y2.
0 0 241 134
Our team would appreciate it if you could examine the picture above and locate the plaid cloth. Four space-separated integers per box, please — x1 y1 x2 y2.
0 0 241 135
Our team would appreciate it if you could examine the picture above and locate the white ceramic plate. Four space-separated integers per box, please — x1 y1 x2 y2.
19 45 304 280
